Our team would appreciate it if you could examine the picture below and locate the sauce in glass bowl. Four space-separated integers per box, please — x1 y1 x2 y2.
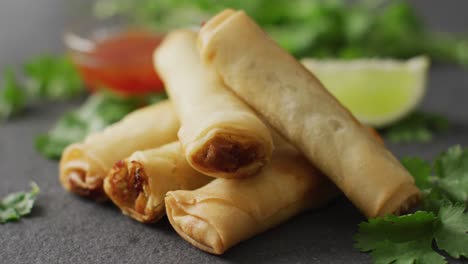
65 21 164 96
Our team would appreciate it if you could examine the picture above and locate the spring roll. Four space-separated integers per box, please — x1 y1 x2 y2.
165 145 339 255
154 30 273 179
198 10 420 218
104 142 212 223
60 101 179 201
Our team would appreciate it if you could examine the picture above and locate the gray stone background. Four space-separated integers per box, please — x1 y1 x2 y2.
0 1 467 263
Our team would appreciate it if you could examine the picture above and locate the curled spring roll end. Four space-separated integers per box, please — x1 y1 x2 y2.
166 146 340 255
104 143 213 223
60 144 107 201
165 194 234 255
59 101 180 201
104 160 164 223
186 129 269 178
376 183 421 217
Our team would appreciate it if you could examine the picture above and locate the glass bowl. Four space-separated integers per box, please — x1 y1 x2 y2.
64 16 165 95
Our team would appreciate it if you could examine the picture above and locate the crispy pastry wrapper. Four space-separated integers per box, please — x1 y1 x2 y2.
198 10 420 218
59 101 179 200
104 142 212 223
165 145 339 255
154 30 273 179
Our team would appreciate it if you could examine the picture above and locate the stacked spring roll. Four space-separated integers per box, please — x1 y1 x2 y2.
198 9 421 218
104 142 212 223
152 30 338 254
57 10 424 256
101 31 339 254
154 30 274 179
165 143 338 255
59 101 179 200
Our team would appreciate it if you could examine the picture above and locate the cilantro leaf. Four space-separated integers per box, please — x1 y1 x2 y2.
35 112 89 159
2 55 84 120
355 211 445 264
0 69 26 119
383 111 449 144
355 211 437 251
371 240 446 264
434 146 468 204
402 146 468 213
434 204 468 259
0 182 40 224
35 92 167 159
24 55 83 100
421 188 454 215
0 208 20 222
147 91 168 104
401 157 433 190
35 92 139 159
357 145 468 264
94 0 468 66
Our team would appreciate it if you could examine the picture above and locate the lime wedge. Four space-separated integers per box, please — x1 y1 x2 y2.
301 56 429 127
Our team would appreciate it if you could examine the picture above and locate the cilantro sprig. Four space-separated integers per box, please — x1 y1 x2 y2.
35 92 168 160
24 55 83 100
356 205 467 264
0 182 40 224
434 146 468 203
0 55 83 120
435 204 468 259
0 69 26 119
383 111 450 144
94 0 468 66
403 146 468 206
355 145 468 264
355 211 445 264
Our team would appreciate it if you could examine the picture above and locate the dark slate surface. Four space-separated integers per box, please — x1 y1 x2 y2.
0 1 467 263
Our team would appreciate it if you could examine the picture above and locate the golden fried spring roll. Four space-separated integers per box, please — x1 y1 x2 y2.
154 30 273 179
104 142 212 223
165 145 339 255
60 101 179 200
198 10 420 218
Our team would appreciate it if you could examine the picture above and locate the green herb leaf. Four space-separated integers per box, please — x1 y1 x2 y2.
371 240 446 264
434 204 468 259
355 205 468 264
402 145 467 213
401 157 433 190
0 69 26 119
354 211 437 251
402 156 455 212
36 92 167 159
0 182 40 224
2 55 83 120
24 55 83 100
356 146 468 263
35 112 89 159
147 92 168 104
94 0 468 65
434 146 468 204
354 211 446 264
35 92 138 159
383 111 449 144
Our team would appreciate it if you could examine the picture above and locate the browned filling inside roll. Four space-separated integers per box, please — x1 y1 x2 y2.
193 135 261 174
68 170 106 201
105 160 156 222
